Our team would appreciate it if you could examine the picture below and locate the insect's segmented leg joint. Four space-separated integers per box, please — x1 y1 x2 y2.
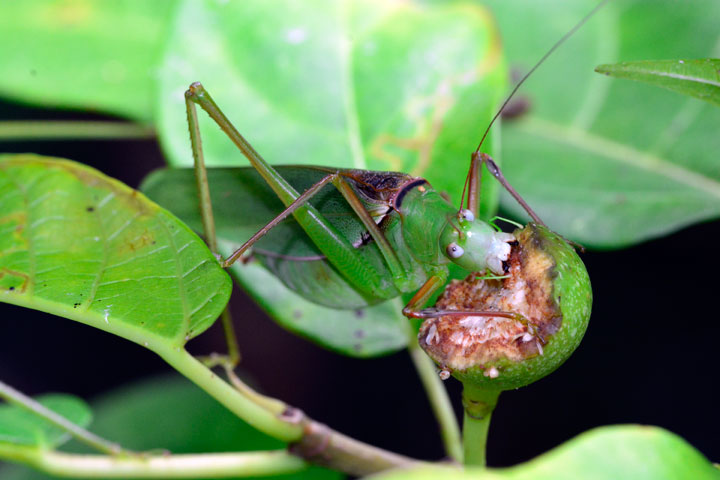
185 81 205 101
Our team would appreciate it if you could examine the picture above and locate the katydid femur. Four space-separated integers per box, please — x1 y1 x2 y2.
184 2 605 324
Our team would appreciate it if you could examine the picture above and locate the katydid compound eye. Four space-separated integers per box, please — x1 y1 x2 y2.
447 242 464 258
460 209 475 222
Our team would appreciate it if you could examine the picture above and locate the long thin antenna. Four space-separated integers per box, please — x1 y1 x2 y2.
473 0 611 154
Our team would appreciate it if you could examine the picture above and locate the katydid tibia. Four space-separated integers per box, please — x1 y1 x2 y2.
184 1 605 325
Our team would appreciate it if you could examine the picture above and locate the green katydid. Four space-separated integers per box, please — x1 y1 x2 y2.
181 1 605 331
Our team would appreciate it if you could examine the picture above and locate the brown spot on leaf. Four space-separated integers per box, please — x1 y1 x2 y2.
120 229 155 254
0 269 30 294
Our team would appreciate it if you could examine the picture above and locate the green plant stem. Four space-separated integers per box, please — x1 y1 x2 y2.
156 346 302 442
0 444 306 478
0 121 155 140
462 385 500 467
289 421 421 477
0 381 129 456
156 346 420 475
406 325 463 462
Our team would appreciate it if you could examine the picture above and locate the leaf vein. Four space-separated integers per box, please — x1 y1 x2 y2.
518 116 720 200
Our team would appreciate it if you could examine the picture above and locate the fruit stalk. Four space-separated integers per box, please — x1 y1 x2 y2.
462 385 500 467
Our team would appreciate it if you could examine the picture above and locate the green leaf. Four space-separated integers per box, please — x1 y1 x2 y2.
0 154 231 349
0 376 339 480
156 0 506 218
0 394 91 449
595 59 720 107
0 0 176 122
141 167 408 357
485 0 720 248
368 425 719 480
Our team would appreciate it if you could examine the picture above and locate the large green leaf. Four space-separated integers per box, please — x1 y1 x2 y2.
0 0 176 122
0 376 339 480
156 0 505 216
0 154 231 349
0 394 91 450
486 0 720 248
141 167 408 357
368 425 719 480
595 59 720 107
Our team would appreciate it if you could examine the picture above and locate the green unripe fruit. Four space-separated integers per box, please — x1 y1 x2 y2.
419 223 591 391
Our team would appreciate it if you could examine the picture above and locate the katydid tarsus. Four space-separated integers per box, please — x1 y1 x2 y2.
184 1 606 331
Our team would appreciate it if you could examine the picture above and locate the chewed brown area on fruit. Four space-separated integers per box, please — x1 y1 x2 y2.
419 225 562 375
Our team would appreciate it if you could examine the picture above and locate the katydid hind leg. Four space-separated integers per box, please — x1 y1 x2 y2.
185 93 219 253
185 82 402 299
185 95 239 366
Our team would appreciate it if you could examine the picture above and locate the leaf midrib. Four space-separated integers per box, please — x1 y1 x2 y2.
515 116 720 200
638 69 720 88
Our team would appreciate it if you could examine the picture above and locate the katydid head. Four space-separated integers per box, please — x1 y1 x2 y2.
440 210 515 275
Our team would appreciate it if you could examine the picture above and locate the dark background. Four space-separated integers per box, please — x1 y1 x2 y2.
1 99 718 468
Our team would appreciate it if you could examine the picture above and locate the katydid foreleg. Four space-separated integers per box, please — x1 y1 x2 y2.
476 153 546 227
402 274 516 321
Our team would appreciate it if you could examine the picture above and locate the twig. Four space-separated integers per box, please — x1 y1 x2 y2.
0 380 130 456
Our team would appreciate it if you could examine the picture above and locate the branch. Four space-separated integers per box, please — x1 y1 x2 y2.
289 418 421 477
157 346 423 476
0 445 306 478
0 121 155 141
0 381 129 456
